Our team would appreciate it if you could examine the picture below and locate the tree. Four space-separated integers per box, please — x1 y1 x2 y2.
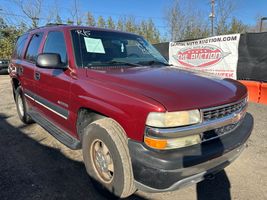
149 20 161 44
228 17 248 34
125 17 137 33
139 19 161 44
56 14 62 24
182 11 210 40
97 16 106 28
117 18 124 31
0 18 7 30
66 18 74 25
165 0 209 41
12 0 43 28
46 0 62 24
165 0 185 41
70 0 83 25
107 16 115 30
0 18 23 59
138 20 147 37
18 21 28 32
215 0 237 35
86 12 96 26
165 0 243 41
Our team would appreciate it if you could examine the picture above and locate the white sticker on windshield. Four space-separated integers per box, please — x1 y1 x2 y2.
84 37 105 54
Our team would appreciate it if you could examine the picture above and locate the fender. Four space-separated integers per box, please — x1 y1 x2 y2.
70 78 166 141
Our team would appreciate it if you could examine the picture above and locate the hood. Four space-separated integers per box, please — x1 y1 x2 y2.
88 66 247 111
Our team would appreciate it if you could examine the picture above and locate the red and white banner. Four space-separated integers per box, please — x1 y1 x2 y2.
169 34 241 79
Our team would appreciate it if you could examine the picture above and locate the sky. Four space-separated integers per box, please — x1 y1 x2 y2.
0 0 266 34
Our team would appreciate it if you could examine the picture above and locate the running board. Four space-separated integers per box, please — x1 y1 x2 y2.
28 111 81 150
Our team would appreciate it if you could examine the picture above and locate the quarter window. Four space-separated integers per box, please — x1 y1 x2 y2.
43 31 67 64
13 33 29 59
25 33 44 63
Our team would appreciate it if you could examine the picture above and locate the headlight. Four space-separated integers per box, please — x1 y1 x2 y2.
146 110 201 128
144 135 201 150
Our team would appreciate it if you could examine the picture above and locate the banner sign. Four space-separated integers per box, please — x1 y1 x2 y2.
169 34 241 79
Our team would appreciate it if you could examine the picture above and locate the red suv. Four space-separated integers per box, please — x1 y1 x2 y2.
9 24 253 198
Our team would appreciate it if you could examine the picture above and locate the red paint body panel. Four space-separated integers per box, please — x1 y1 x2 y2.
68 68 165 141
10 25 248 142
85 67 247 111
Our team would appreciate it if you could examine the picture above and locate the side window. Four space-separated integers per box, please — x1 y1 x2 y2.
25 33 44 63
43 31 67 64
13 33 29 59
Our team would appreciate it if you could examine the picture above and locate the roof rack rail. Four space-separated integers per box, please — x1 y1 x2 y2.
45 23 68 26
26 23 68 32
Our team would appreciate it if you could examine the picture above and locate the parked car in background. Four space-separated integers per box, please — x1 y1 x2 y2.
9 24 253 198
0 59 9 74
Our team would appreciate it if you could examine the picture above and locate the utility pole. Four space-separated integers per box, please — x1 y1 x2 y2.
209 0 215 36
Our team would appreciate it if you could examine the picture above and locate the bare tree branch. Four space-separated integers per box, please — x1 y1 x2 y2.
165 0 209 41
215 0 237 34
12 0 43 28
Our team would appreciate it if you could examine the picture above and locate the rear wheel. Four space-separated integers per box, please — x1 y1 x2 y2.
15 87 33 124
82 118 136 198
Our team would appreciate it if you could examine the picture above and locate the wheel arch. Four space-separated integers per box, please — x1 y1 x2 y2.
76 107 106 141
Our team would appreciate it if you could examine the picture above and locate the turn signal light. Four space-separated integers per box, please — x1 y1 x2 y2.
144 137 167 150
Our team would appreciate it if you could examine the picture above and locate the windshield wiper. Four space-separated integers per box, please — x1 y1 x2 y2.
137 60 170 66
104 60 142 67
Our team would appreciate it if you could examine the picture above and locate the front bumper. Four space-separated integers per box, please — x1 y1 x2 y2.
128 113 253 192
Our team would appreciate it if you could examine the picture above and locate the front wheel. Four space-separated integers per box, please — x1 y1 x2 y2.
82 118 136 198
15 87 33 124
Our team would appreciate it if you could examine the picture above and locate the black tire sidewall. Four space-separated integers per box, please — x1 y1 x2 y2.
15 87 32 124
82 123 125 197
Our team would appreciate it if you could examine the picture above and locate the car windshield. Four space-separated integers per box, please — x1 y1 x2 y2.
71 29 168 68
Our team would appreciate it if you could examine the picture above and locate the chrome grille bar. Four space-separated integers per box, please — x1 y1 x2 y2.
202 98 247 121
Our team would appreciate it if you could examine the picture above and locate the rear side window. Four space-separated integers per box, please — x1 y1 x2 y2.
13 34 29 59
43 31 67 64
25 33 44 63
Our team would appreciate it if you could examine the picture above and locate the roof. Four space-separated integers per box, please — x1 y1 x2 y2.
26 23 139 36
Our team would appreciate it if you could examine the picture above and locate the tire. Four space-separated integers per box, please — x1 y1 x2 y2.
82 118 136 198
15 87 34 124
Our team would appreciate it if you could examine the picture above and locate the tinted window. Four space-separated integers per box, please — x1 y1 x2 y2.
43 31 67 64
13 33 29 59
25 33 44 63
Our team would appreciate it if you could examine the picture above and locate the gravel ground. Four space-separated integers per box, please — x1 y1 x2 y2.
0 74 266 200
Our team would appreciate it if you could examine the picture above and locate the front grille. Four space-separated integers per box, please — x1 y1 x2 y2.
202 98 247 122
201 122 240 142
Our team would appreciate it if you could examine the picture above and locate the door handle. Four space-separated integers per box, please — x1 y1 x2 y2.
18 66 23 75
34 71 41 80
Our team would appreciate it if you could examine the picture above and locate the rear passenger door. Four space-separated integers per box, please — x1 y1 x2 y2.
33 31 72 133
20 32 43 109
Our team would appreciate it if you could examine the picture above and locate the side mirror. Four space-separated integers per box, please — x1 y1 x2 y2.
36 53 67 69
